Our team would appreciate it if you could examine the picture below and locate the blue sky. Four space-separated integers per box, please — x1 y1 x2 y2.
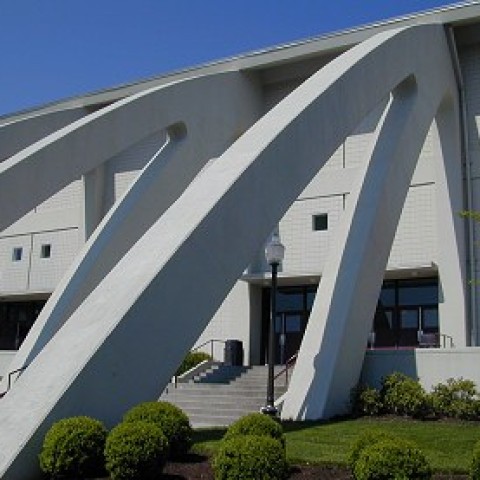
0 0 462 117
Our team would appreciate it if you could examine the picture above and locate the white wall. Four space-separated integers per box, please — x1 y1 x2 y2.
0 179 83 295
29 229 80 292
0 235 31 292
104 130 167 211
361 348 480 391
195 281 251 363
276 101 439 278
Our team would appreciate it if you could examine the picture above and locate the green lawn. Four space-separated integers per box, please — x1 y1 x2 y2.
192 417 480 474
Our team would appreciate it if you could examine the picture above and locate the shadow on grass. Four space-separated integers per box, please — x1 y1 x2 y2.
282 415 353 433
192 427 227 444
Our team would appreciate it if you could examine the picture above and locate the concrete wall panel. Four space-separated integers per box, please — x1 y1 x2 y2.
0 236 31 293
29 230 80 292
388 184 437 268
195 281 251 362
361 348 480 392
280 195 344 274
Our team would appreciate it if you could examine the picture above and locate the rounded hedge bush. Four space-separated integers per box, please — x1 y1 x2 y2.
431 378 480 420
224 412 285 447
353 438 432 480
212 434 287 480
104 421 168 480
348 430 396 472
350 385 383 417
470 439 480 479
123 401 192 458
381 372 430 418
39 416 107 479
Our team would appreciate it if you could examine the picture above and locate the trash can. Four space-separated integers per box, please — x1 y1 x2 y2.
224 339 244 366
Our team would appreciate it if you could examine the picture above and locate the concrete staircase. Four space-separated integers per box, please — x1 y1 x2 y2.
160 363 289 428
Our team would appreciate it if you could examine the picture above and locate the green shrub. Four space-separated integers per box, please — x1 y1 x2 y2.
381 372 430 418
176 351 212 376
470 439 480 479
351 385 382 417
430 378 480 420
224 412 285 447
212 434 287 480
353 438 432 480
104 421 168 480
123 401 192 458
39 416 107 479
348 430 396 472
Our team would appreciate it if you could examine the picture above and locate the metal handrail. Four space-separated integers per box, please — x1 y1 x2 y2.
190 338 226 359
173 339 227 387
440 333 454 348
274 352 298 386
0 365 28 399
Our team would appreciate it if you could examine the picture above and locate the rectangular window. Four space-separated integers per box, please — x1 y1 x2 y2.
40 244 51 259
312 213 328 231
12 247 23 262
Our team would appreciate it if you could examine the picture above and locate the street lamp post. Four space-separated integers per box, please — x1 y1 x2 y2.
262 233 285 416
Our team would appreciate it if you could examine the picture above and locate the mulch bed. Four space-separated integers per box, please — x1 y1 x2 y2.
162 454 469 479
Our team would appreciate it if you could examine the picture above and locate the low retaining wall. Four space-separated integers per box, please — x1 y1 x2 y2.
361 347 480 390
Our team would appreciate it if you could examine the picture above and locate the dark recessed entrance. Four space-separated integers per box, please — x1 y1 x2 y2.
0 300 46 350
372 278 439 348
261 285 317 365
261 277 439 364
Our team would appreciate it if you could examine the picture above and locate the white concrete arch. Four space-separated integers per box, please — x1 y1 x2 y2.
281 79 463 419
3 72 262 386
0 107 88 162
0 71 260 233
0 24 463 479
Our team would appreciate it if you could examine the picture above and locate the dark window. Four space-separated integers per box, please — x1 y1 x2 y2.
0 300 46 350
277 288 304 312
41 244 51 259
422 308 439 330
312 214 328 231
12 247 22 262
398 281 437 305
372 278 438 349
379 287 395 307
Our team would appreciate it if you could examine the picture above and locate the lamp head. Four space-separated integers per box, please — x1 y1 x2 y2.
265 233 285 266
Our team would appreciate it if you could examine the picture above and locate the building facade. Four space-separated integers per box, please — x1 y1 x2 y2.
2 3 480 477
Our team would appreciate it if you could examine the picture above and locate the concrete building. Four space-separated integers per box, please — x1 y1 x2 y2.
2 2 480 477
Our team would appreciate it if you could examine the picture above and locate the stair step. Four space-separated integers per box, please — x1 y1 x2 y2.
160 363 288 428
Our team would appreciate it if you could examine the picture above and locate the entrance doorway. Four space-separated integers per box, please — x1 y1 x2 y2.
372 278 439 348
0 300 47 350
261 277 439 361
261 285 317 365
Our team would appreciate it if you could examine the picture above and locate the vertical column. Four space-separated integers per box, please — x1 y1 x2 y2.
81 164 106 241
433 98 467 346
282 81 441 420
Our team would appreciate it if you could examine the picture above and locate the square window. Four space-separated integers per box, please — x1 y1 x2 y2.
12 247 23 262
312 214 328 231
40 244 51 259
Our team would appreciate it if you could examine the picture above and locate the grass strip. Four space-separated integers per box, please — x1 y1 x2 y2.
192 417 480 473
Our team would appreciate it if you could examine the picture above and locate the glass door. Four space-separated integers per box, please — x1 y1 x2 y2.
275 312 304 365
398 308 419 346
